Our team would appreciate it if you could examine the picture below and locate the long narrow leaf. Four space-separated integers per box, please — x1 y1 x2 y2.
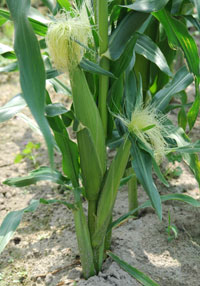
93 139 131 248
0 200 40 254
80 58 116 78
130 138 162 220
3 166 70 187
152 9 200 77
135 33 172 76
122 0 169 12
109 194 200 232
152 66 193 112
0 94 26 123
105 11 149 60
6 0 54 166
108 252 159 286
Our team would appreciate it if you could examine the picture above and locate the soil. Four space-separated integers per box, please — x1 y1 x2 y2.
0 73 200 286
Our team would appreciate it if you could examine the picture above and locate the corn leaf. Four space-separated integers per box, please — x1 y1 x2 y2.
40 0 55 12
0 197 76 254
0 8 48 36
48 121 79 187
124 70 137 120
152 66 193 112
6 0 55 166
73 188 96 278
109 193 200 232
0 15 7 26
135 33 172 76
47 78 72 96
122 0 169 12
0 43 16 59
80 59 116 78
171 140 200 153
57 0 72 11
93 139 131 248
130 138 162 220
192 0 200 19
168 125 200 186
0 61 18 73
184 15 200 32
46 69 60 79
3 166 69 187
105 11 149 60
187 94 200 130
0 200 40 254
152 9 200 77
39 198 75 210
45 103 68 117
0 94 26 123
108 252 159 286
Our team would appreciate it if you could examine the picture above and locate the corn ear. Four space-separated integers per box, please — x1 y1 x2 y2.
77 127 104 201
70 67 106 175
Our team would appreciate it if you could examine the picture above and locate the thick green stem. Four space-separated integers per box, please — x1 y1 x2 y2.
127 168 138 214
73 189 96 278
97 0 109 136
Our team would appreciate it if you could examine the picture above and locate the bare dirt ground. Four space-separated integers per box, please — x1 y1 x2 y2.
0 73 200 286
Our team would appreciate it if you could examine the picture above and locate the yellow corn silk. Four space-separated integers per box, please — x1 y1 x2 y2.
125 105 167 162
46 1 92 73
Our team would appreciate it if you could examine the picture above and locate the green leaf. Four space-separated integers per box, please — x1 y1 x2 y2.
0 94 26 123
0 196 75 254
152 9 200 77
93 139 131 248
192 0 200 19
109 193 200 232
47 78 72 96
45 103 68 117
187 94 200 130
46 69 60 79
6 0 54 166
39 198 75 210
171 140 200 154
108 252 159 286
130 138 162 220
57 0 71 11
0 43 16 59
184 15 200 33
135 33 172 76
3 166 69 187
80 58 116 78
122 0 169 12
14 154 24 164
40 0 55 12
46 92 79 187
178 107 187 130
0 200 39 254
105 11 149 60
124 70 137 119
0 16 7 26
0 8 48 36
152 66 193 112
167 125 200 186
0 61 18 73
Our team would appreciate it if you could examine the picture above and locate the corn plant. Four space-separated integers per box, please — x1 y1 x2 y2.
1 0 200 284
